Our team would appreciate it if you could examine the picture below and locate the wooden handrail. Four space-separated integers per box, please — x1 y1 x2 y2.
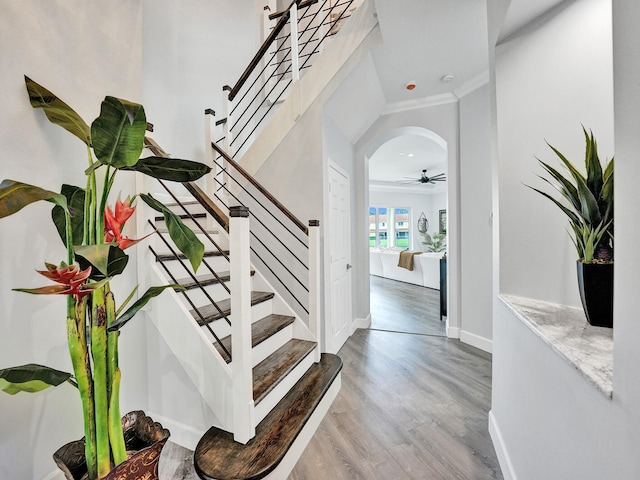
211 142 308 236
143 136 230 232
183 182 230 233
228 0 306 102
269 0 318 20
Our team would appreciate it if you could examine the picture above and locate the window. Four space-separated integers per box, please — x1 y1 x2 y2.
369 206 411 249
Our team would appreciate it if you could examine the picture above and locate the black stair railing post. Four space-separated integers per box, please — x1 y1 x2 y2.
308 219 322 361
229 205 256 444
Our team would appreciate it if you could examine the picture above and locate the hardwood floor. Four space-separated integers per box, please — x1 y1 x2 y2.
370 275 446 337
288 329 502 479
159 278 501 479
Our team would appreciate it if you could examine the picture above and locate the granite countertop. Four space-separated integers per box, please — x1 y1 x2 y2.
499 294 614 398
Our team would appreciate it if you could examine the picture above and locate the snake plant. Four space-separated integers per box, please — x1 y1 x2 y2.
528 128 613 263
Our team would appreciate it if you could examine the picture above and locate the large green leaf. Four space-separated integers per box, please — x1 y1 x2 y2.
52 184 86 247
0 364 72 395
583 128 603 196
537 160 580 213
108 284 184 331
91 97 146 168
140 193 204 272
526 184 582 227
0 179 67 218
75 244 129 279
121 156 211 181
24 76 91 145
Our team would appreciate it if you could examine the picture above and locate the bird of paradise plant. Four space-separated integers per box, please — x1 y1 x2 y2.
0 76 210 479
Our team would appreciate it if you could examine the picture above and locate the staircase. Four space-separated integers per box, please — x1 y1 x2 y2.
132 1 376 477
137 138 341 477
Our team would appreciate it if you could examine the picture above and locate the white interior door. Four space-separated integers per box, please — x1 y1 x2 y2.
327 164 352 353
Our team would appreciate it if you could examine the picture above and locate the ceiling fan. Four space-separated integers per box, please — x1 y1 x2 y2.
397 169 446 185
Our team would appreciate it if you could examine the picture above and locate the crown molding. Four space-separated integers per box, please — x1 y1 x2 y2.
382 92 458 115
453 70 490 98
369 181 446 195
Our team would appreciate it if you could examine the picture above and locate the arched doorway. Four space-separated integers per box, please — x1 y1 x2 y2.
366 127 450 336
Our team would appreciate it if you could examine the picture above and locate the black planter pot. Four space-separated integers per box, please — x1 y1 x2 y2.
576 261 614 328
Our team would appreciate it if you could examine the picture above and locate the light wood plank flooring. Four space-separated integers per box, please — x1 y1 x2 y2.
370 275 446 337
159 278 501 479
288 329 502 479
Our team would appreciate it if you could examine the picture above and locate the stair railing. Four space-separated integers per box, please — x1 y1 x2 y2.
208 140 311 317
217 0 360 159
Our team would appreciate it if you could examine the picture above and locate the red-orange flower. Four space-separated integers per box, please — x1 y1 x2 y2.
104 197 150 250
14 262 94 300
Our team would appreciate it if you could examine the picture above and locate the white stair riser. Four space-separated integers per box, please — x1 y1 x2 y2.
200 320 232 347
155 217 219 233
251 324 293 367
153 230 229 255
253 346 317 426
156 256 231 279
178 282 234 307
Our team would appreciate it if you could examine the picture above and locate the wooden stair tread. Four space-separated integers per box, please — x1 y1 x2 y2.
175 270 255 290
190 291 275 326
194 353 342 480
253 339 317 405
213 314 296 363
155 250 229 263
155 212 206 221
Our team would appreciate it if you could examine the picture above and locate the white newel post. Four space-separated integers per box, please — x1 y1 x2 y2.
308 220 322 361
222 86 233 155
204 108 215 198
289 2 300 83
230 206 255 443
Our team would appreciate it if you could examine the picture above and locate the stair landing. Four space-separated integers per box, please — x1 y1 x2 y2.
194 353 342 480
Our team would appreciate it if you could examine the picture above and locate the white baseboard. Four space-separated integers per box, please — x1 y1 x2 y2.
352 314 371 331
488 410 517 480
446 325 460 338
460 330 493 353
41 470 64 480
147 412 207 451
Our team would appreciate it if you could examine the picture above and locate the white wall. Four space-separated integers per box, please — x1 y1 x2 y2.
0 1 143 478
490 1 640 478
459 82 494 350
495 0 614 307
141 0 260 162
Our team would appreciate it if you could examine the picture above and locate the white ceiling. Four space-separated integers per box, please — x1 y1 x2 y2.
368 133 447 193
371 0 490 104
324 0 568 187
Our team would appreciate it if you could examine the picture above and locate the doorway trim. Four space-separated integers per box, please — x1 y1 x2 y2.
362 126 460 338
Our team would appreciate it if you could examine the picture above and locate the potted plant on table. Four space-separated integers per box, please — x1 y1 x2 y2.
527 127 614 327
0 76 210 479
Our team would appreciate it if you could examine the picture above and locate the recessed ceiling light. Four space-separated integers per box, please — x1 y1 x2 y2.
441 74 455 83
408 153 414 157
399 152 405 156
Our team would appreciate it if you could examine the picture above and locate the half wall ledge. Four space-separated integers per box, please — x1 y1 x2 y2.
499 294 613 398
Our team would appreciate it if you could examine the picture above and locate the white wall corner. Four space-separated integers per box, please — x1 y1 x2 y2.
146 411 207 451
488 411 517 480
453 70 490 98
352 313 371 332
446 324 460 338
460 329 493 353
